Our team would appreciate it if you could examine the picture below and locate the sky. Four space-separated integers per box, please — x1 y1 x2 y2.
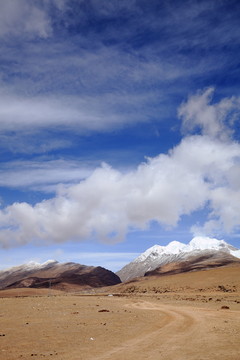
0 0 240 272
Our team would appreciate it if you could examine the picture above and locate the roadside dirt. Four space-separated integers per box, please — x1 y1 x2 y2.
0 293 239 360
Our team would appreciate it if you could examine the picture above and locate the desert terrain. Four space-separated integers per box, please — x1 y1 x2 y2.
0 264 240 360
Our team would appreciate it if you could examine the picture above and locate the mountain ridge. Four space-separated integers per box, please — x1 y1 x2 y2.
117 237 240 282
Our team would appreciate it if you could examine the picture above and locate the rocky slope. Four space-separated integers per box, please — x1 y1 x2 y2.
117 237 240 282
145 251 240 277
0 261 121 291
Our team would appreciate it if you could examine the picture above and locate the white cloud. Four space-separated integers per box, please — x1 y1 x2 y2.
0 89 240 248
0 159 96 192
0 0 52 38
1 3 239 156
194 187 240 236
0 131 240 248
0 91 153 136
179 87 240 140
0 134 71 154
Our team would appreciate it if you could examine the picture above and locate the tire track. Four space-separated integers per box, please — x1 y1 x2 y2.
92 300 197 360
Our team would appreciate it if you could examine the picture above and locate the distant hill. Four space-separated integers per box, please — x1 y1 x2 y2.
0 260 121 291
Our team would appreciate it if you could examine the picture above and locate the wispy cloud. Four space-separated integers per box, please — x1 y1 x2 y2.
179 87 240 140
1 1 239 154
0 0 52 38
0 88 160 154
0 159 96 192
0 133 71 154
0 90 157 132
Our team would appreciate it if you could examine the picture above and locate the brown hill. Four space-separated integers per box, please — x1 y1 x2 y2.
0 262 121 291
106 262 240 298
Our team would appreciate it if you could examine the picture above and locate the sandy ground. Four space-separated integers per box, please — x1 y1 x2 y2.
0 265 240 360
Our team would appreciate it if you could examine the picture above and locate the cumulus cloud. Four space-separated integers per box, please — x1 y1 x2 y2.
179 87 240 140
0 117 240 248
192 186 240 236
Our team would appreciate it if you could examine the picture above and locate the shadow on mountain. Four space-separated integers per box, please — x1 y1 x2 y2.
145 252 240 277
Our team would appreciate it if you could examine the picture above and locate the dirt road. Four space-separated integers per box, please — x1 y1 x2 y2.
93 299 240 360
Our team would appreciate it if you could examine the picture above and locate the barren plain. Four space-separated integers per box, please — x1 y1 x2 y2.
0 264 240 360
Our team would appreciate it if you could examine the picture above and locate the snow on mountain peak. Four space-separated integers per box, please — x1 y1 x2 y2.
136 245 164 262
164 240 187 254
6 259 58 273
25 259 57 270
189 236 228 251
134 236 238 263
136 241 189 262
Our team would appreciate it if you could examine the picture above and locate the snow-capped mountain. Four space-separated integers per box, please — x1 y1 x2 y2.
5 260 58 274
19 260 58 271
117 237 240 282
0 260 58 287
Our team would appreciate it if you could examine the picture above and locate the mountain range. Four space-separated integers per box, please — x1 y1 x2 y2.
1 237 239 291
116 237 240 282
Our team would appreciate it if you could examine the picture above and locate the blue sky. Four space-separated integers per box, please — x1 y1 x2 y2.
0 0 240 271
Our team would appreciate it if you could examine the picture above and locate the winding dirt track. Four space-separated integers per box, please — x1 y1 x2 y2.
93 300 240 360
